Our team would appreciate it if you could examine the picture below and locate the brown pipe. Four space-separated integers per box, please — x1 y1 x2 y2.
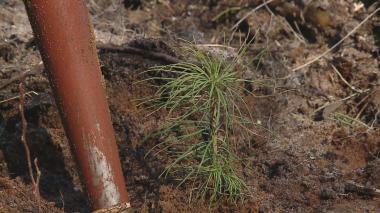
23 0 129 210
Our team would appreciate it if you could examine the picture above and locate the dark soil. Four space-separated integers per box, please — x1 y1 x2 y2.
1 0 380 212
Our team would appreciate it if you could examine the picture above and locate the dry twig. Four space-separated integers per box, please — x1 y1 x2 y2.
292 6 380 72
92 202 131 213
0 91 39 104
0 62 43 90
331 65 363 93
18 83 41 202
231 0 275 30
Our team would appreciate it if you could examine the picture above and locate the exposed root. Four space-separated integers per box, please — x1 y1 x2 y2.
18 83 41 202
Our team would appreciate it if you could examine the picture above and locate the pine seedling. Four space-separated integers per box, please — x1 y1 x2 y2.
142 40 258 202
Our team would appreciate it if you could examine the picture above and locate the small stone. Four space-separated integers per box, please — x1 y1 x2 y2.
320 188 336 200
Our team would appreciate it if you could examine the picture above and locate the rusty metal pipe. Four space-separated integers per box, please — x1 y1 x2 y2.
23 0 129 210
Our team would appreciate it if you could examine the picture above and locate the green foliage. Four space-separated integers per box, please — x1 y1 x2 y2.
330 112 369 128
142 42 257 202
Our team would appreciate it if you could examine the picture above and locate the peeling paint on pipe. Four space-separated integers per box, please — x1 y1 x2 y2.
23 0 129 210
